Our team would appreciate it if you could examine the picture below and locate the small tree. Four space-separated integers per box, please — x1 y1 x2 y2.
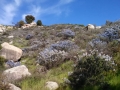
18 20 25 28
25 15 35 24
37 20 42 26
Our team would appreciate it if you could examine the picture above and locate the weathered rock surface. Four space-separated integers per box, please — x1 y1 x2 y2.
45 81 59 90
87 24 95 30
9 83 21 90
0 28 3 33
3 65 31 82
0 42 22 61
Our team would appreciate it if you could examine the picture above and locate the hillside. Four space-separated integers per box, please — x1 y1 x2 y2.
0 21 120 90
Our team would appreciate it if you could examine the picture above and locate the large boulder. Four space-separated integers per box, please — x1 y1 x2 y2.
0 28 3 33
45 81 59 90
9 83 21 90
30 22 37 26
0 42 22 61
3 65 31 82
87 24 95 30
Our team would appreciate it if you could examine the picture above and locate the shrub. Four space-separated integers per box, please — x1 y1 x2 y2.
25 15 35 24
18 20 25 28
50 40 78 52
56 29 75 39
37 20 42 26
88 39 107 51
68 50 116 89
88 24 120 53
0 45 2 50
37 49 68 69
99 28 119 42
107 40 120 54
0 56 5 67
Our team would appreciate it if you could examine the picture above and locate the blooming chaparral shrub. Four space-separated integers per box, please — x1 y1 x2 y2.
37 40 79 69
56 29 75 39
99 28 119 42
88 23 120 53
50 40 78 52
88 39 107 51
37 49 68 69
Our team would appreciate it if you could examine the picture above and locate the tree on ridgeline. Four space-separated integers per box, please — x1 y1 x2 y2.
25 15 35 24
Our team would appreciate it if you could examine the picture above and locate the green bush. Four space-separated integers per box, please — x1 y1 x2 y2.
25 15 35 24
0 56 5 67
18 20 25 28
0 45 2 50
37 20 42 26
68 51 115 89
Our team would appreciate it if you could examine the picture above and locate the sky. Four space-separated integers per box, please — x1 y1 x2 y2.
0 0 120 26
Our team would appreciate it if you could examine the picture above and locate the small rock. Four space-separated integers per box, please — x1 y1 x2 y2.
45 81 59 90
26 34 33 40
8 35 14 39
9 83 21 90
87 24 95 30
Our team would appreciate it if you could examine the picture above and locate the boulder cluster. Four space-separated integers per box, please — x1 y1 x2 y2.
0 24 13 34
21 22 37 29
0 22 107 90
0 42 31 90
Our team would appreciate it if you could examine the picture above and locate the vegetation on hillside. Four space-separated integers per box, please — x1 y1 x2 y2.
0 17 120 90
18 20 25 28
37 20 42 26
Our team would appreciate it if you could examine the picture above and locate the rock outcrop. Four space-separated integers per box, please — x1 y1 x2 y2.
3 65 31 82
0 42 22 61
9 83 21 90
45 81 59 90
87 24 95 30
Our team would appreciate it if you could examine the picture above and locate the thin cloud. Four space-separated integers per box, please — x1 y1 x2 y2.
22 0 75 21
14 0 21 6
0 0 22 25
0 0 74 25
59 0 74 5
22 6 42 21
0 4 16 25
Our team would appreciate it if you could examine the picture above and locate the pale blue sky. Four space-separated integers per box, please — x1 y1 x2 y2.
0 0 120 26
